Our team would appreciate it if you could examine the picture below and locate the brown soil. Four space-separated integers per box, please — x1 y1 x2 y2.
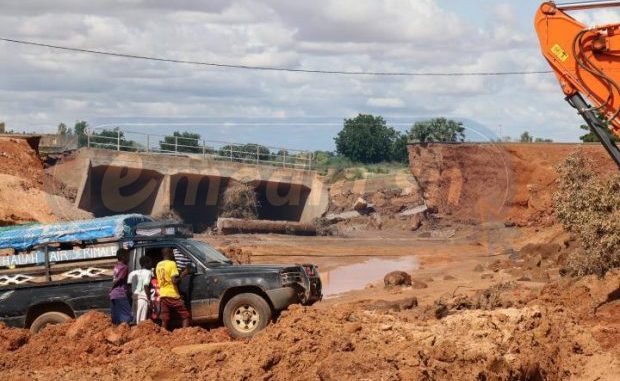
0 137 91 225
0 268 616 380
0 137 45 188
409 143 616 227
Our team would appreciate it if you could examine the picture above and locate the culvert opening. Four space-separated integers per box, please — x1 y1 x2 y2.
252 180 310 221
170 174 230 232
80 165 163 217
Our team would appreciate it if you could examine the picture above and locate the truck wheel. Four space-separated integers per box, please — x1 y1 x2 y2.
223 293 272 339
30 311 72 334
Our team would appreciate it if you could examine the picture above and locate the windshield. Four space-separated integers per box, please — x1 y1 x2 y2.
183 240 232 265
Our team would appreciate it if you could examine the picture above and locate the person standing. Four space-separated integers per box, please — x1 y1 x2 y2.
156 248 190 330
110 248 132 325
173 248 192 309
128 256 153 324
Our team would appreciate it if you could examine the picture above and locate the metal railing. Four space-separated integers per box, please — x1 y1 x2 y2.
86 128 314 170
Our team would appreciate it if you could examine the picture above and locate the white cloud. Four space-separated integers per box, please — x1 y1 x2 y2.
367 97 405 108
0 0 589 147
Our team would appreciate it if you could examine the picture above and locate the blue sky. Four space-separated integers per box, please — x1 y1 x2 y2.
2 0 620 151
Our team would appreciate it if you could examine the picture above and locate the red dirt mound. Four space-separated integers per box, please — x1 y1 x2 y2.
0 271 617 380
0 137 44 188
0 137 92 225
0 311 231 372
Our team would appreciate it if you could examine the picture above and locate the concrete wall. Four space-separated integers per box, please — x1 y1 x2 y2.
71 149 329 230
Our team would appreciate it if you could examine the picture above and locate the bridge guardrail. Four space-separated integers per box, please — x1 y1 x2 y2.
87 129 314 170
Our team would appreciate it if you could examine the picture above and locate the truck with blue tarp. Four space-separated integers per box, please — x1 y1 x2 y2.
0 215 322 338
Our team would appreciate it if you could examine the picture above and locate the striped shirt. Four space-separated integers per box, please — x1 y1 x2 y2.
173 248 191 272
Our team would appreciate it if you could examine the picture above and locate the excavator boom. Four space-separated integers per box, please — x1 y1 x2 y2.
535 1 620 166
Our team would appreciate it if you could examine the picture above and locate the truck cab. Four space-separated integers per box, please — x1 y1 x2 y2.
130 226 322 337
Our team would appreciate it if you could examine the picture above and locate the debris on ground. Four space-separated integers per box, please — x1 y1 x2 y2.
219 182 258 219
216 218 316 236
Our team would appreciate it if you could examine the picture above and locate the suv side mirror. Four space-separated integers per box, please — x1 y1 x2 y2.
188 262 198 274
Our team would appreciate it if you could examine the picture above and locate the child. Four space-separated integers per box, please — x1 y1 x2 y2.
128 256 153 324
149 273 161 323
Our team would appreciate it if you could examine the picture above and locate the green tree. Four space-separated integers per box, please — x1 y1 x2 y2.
390 133 409 163
520 131 533 143
408 118 465 143
90 127 138 152
160 131 202 153
74 121 89 147
579 124 618 143
535 137 554 143
335 114 400 164
219 144 271 162
57 122 72 136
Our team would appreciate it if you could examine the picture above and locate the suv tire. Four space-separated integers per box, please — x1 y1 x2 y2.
223 293 271 338
30 311 72 334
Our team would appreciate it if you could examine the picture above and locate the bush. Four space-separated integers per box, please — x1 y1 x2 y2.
160 131 202 153
554 152 620 276
220 183 258 219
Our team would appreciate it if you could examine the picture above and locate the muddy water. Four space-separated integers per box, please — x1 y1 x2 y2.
320 256 419 297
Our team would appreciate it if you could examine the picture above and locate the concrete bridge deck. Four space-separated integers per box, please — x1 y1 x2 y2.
53 149 329 231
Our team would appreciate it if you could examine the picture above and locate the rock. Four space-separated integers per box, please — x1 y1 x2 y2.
517 276 532 282
473 264 485 272
353 197 368 211
434 303 449 319
344 323 362 334
411 279 428 289
443 275 457 281
366 297 418 312
380 324 393 331
399 297 418 310
410 214 423 231
325 210 361 223
399 205 428 217
520 243 562 260
384 271 412 288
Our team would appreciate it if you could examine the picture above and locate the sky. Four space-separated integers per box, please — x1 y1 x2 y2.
2 0 620 151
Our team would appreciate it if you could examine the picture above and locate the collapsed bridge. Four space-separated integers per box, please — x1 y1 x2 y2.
51 148 329 232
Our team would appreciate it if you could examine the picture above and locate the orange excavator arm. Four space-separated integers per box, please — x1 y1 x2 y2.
535 1 620 166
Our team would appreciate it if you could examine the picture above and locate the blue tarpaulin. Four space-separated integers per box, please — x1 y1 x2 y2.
0 214 152 251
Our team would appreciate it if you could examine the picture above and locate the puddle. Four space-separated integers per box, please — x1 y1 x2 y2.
320 256 419 297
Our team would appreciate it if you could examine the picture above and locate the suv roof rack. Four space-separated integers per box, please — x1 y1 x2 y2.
134 221 193 240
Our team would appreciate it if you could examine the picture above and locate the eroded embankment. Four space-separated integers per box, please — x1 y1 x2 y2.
408 143 617 226
0 137 90 226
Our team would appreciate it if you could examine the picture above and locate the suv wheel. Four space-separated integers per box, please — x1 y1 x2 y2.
223 293 271 338
30 311 72 334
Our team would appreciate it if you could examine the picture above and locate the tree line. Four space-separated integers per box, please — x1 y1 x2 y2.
55 115 569 167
